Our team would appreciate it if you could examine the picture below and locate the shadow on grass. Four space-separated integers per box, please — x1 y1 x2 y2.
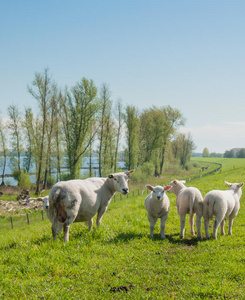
166 234 206 246
108 232 145 244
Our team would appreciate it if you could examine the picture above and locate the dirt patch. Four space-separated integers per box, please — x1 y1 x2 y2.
0 199 43 216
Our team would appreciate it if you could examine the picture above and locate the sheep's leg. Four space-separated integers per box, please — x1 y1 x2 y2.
213 217 221 239
160 214 168 239
180 215 186 239
196 214 202 239
228 216 234 235
96 206 107 228
87 218 93 231
52 224 57 241
220 219 225 235
204 218 210 239
189 213 195 235
63 224 70 242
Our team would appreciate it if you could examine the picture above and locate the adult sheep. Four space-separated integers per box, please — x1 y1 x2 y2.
203 181 244 239
144 184 172 239
48 170 134 242
168 179 203 239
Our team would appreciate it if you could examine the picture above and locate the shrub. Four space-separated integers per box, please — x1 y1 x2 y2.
18 171 32 190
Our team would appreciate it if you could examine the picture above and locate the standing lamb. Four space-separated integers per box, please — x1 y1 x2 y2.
144 184 172 239
48 170 134 242
203 181 244 239
168 180 203 239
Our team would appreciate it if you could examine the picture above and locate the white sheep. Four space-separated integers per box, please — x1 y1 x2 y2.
49 170 134 242
168 180 203 239
203 181 244 239
144 184 172 239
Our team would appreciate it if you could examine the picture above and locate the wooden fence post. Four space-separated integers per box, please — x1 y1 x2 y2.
10 217 13 229
27 213 29 225
41 210 44 220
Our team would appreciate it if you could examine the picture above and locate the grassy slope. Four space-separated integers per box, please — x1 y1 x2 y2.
1 158 245 299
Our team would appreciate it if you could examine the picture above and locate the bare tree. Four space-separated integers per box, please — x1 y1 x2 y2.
114 99 123 172
0 118 8 185
8 105 23 173
28 68 52 194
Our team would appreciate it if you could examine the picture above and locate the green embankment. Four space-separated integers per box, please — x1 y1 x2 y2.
0 158 245 299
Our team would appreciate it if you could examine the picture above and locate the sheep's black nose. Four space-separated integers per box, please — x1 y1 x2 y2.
122 188 128 194
45 206 49 209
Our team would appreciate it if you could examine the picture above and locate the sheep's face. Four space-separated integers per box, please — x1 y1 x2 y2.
42 196 49 210
108 170 134 195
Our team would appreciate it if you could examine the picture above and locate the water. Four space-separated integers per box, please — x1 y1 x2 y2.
0 156 126 186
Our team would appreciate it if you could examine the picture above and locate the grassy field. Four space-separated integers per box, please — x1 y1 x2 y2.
1 158 245 299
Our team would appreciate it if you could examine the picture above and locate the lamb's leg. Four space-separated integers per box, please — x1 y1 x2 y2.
160 214 168 239
180 215 186 239
148 215 157 238
213 217 221 239
196 214 202 239
228 216 234 235
204 218 210 239
189 213 195 235
220 219 225 235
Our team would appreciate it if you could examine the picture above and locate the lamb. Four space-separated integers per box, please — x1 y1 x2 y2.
48 170 134 242
168 180 203 239
203 181 244 239
144 184 172 239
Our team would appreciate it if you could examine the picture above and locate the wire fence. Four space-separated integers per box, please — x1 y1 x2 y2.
0 161 222 232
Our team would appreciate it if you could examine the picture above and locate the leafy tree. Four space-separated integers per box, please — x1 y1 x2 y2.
224 149 235 158
124 105 139 170
114 99 123 172
237 148 245 158
97 83 113 176
59 78 99 179
202 147 210 157
139 106 184 174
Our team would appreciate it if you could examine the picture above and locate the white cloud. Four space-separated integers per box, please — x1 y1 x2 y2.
179 122 245 153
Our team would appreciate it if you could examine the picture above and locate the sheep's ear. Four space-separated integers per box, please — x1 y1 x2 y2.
239 182 244 187
146 185 154 191
108 174 114 179
37 197 43 201
181 180 186 184
173 180 177 185
225 181 231 187
164 185 172 191
125 170 135 176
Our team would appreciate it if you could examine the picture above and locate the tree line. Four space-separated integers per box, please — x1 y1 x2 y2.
0 69 195 194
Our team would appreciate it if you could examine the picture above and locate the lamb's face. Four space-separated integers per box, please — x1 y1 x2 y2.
225 181 244 197
153 186 165 201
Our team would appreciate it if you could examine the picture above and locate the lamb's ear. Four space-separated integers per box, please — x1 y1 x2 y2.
108 174 114 179
146 185 154 191
225 181 231 187
164 185 172 191
239 182 244 187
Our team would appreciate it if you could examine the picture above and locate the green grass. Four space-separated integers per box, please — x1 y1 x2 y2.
1 158 245 299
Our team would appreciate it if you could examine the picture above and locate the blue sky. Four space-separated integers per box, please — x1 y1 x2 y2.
1 0 245 153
